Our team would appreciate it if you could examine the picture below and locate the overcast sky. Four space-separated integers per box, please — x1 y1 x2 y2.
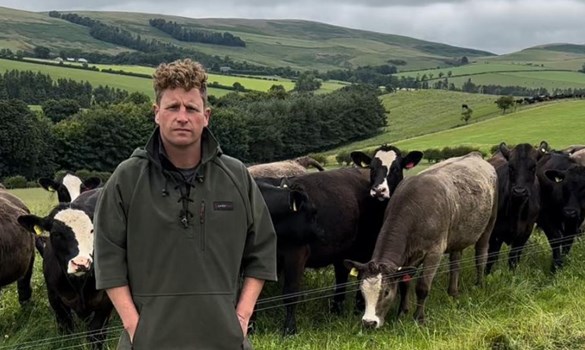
1 0 585 54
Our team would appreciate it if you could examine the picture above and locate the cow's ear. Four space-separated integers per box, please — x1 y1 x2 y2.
350 151 372 168
402 151 423 169
538 140 550 154
38 178 58 192
82 177 101 191
344 259 367 277
499 142 510 160
545 169 566 183
17 215 52 236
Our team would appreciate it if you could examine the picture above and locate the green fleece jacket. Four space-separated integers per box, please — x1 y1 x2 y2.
94 127 277 350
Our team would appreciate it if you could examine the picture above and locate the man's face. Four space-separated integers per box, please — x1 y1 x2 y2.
154 87 210 150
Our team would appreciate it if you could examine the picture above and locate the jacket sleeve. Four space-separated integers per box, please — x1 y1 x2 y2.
94 167 130 290
241 170 278 282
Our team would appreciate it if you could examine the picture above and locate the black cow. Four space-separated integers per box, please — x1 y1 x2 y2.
18 188 113 349
351 145 423 200
255 180 323 245
486 142 546 273
0 189 35 305
537 153 585 272
39 173 101 203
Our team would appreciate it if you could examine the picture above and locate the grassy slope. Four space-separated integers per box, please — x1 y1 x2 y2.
0 6 493 72
1 186 584 349
395 99 585 152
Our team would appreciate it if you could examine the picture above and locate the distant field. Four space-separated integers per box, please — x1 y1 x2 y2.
396 62 585 91
0 58 230 98
394 99 585 152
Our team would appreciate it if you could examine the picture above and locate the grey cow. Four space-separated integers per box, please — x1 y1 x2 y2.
345 152 498 328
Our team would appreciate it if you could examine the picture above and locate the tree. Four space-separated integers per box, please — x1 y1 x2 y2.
495 96 515 114
461 107 473 124
294 72 321 92
42 99 81 123
232 82 246 92
460 56 469 65
124 92 151 105
579 63 585 73
33 46 51 59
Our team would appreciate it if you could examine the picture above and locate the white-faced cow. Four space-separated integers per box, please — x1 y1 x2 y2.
273 142 420 335
486 142 546 273
18 188 112 349
39 173 101 203
345 152 498 328
351 145 423 200
537 152 585 272
0 189 35 304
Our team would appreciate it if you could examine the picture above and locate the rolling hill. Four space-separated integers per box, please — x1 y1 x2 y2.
0 6 494 71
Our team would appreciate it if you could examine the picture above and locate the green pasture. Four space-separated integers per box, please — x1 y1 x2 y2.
0 58 231 98
396 62 549 78
394 99 585 152
1 187 585 349
328 89 504 154
446 71 585 91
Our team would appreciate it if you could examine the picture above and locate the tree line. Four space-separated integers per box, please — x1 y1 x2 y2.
0 70 129 107
149 18 246 47
0 84 386 181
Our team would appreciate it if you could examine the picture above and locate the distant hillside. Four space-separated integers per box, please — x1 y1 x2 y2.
0 6 494 71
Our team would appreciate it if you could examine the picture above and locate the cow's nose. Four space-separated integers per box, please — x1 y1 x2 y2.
512 186 528 197
362 319 378 329
563 208 578 218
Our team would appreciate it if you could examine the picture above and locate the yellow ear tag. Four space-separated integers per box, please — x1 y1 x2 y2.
34 225 43 236
350 268 359 277
48 186 55 192
360 161 368 168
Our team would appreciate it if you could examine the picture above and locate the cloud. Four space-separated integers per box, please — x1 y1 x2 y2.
1 0 584 54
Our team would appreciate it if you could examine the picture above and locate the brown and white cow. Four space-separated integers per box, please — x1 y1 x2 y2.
0 189 35 304
18 188 112 349
351 145 423 200
345 152 498 328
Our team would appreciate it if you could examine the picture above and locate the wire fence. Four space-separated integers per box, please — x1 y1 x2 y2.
0 234 582 349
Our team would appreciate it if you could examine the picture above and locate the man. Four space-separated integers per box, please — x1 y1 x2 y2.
94 59 277 349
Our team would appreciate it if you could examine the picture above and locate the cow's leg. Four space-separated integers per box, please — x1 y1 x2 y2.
541 222 564 273
447 251 462 297
508 234 530 270
331 262 350 314
397 280 410 317
476 209 496 285
413 253 441 323
47 289 74 333
485 236 503 275
17 250 34 305
561 233 577 258
281 246 310 336
86 302 113 350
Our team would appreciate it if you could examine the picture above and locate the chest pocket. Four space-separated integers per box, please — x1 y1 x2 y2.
200 199 248 253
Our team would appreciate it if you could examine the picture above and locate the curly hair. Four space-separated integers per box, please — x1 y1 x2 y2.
153 59 208 104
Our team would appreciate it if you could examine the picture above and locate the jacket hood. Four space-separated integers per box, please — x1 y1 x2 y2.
131 126 222 171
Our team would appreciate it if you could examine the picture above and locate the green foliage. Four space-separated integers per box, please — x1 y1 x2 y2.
0 99 54 179
123 91 151 105
149 18 246 47
41 99 80 123
294 72 322 92
2 175 27 189
495 96 516 114
335 150 352 166
461 107 473 124
33 46 50 59
52 102 154 172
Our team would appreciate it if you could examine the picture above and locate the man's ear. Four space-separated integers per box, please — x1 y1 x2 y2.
153 104 160 124
204 107 211 125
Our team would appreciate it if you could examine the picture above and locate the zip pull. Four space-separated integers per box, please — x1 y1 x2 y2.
200 200 205 224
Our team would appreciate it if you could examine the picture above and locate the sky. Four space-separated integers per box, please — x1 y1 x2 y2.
1 0 585 54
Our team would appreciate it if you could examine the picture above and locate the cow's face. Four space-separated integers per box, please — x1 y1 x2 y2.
18 209 94 276
545 166 585 229
501 143 543 199
344 260 416 329
351 146 423 200
39 174 101 203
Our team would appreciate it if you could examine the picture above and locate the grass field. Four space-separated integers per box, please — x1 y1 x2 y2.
1 182 584 349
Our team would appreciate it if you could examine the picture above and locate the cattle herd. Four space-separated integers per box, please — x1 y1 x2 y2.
1 144 585 347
